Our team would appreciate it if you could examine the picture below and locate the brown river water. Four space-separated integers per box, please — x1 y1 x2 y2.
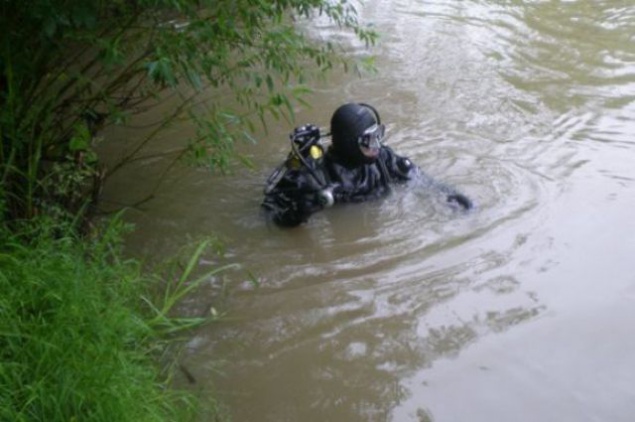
100 1 635 421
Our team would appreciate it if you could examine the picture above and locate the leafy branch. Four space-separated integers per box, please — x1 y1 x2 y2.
0 0 377 224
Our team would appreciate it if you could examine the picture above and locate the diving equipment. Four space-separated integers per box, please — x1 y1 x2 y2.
264 124 328 195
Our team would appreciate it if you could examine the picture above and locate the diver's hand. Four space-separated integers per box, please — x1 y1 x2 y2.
447 193 473 210
266 190 313 227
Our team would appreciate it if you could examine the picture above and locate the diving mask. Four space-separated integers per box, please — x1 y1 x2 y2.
358 124 385 157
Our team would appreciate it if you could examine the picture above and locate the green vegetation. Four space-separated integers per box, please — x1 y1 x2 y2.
1 0 375 420
0 217 233 421
1 0 376 223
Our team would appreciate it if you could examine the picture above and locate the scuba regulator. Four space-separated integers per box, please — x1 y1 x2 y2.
288 124 324 167
264 124 336 207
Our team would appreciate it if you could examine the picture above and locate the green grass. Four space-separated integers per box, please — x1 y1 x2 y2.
0 218 223 422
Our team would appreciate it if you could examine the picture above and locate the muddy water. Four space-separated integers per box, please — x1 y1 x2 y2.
101 1 635 421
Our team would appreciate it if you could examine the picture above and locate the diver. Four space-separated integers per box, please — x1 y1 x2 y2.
261 102 473 227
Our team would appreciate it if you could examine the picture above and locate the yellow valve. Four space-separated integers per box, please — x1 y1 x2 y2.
309 145 323 159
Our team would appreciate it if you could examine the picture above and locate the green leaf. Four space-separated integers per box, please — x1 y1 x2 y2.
43 18 57 37
266 74 274 92
72 3 97 28
68 123 90 151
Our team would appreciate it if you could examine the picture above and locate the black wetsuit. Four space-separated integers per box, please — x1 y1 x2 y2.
262 145 472 227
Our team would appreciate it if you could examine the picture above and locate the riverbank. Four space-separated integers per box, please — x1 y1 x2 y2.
0 217 218 421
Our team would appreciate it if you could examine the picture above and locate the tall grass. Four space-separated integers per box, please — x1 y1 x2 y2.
0 217 227 421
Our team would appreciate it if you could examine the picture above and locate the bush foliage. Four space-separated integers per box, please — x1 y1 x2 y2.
0 0 376 223
0 217 231 421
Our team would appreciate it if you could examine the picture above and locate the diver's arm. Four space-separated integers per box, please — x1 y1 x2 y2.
381 146 473 210
261 169 325 227
262 193 311 227
380 146 418 181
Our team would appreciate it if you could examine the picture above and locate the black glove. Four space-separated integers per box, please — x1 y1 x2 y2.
447 193 473 210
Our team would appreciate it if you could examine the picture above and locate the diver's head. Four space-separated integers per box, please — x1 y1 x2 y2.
330 103 385 167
